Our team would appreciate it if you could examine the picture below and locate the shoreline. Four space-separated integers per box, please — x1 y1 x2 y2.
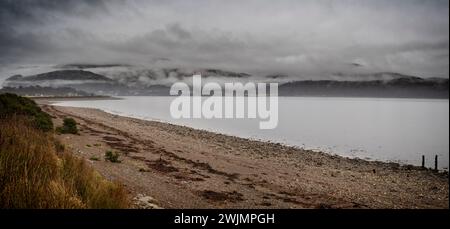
38 102 449 209
52 103 444 171
32 95 122 104
46 97 449 171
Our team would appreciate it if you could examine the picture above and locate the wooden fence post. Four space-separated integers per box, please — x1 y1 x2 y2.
422 155 425 168
435 155 438 171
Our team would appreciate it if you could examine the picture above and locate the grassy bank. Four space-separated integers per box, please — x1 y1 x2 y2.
0 93 129 208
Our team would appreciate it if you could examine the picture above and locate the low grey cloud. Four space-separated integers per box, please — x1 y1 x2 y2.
0 0 448 81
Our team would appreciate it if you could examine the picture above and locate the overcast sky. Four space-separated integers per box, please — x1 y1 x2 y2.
0 0 448 80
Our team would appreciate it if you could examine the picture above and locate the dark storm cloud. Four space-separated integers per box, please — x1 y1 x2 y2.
0 0 107 22
0 0 108 62
0 0 448 80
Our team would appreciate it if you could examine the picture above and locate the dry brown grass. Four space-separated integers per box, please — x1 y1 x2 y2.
0 116 129 209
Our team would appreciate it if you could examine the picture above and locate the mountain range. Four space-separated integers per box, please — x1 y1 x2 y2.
1 69 448 98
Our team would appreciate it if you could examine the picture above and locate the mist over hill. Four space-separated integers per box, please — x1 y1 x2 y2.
2 68 448 98
278 77 449 98
0 86 94 97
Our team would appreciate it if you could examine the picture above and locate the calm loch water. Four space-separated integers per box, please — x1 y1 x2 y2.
55 96 449 170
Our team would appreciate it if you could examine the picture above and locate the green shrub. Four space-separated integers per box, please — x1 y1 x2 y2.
0 93 53 132
57 118 78 134
34 112 54 132
105 150 121 163
89 156 100 161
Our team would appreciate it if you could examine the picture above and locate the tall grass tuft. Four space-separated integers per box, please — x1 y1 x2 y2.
0 116 129 209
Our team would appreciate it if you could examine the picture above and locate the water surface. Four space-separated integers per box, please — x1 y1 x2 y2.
55 96 449 170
